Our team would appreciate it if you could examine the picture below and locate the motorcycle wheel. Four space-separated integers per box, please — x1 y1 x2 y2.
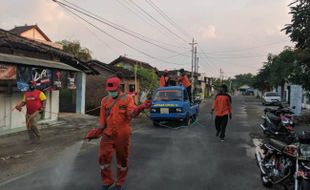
261 174 273 188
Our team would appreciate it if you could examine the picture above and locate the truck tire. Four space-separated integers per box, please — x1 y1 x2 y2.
183 116 191 126
153 121 160 127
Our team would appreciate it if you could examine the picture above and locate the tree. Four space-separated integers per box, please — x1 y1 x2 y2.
283 0 310 49
283 0 310 91
57 40 92 61
136 66 159 96
232 73 255 89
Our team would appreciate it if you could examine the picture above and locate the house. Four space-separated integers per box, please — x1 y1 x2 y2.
110 56 157 71
0 27 94 135
9 24 63 49
86 60 141 114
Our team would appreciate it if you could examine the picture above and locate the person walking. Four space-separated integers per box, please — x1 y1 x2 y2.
178 68 192 102
84 77 151 190
159 69 170 87
211 84 232 141
15 80 46 143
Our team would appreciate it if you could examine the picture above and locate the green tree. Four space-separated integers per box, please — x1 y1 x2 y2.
57 40 92 61
136 66 159 95
283 0 310 91
232 73 255 89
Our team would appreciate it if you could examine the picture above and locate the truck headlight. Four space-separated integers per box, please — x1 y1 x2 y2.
151 108 157 113
176 108 182 112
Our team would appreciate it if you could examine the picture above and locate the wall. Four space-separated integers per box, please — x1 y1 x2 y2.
0 90 59 134
20 29 63 49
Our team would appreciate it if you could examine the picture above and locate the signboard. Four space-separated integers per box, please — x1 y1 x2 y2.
53 70 63 90
31 68 52 91
290 85 302 116
0 64 16 80
67 72 76 90
17 66 32 91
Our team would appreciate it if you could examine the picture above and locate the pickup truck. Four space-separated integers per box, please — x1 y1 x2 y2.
150 86 199 126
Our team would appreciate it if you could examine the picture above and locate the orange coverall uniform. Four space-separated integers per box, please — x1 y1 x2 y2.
212 93 232 139
99 93 136 186
160 76 169 87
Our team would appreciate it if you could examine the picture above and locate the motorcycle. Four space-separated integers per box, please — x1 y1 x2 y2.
260 106 295 143
255 132 310 189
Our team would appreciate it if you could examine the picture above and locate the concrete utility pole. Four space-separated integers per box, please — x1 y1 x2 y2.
189 38 197 99
220 68 224 84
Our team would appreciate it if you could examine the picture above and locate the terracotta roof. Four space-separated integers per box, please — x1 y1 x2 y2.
0 28 95 74
9 25 52 42
87 60 135 78
109 56 156 70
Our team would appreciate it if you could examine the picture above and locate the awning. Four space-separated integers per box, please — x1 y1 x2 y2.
0 53 80 72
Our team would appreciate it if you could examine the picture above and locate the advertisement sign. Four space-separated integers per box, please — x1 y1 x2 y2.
53 70 63 90
31 68 52 91
0 64 16 80
67 72 76 90
17 66 32 91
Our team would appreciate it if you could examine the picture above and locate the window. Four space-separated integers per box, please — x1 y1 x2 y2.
154 90 182 101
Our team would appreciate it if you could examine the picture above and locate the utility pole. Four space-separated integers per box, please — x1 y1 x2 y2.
220 68 224 84
189 38 197 100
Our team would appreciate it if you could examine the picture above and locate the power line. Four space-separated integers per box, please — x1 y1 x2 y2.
145 0 191 39
127 0 188 43
55 2 185 66
55 0 186 54
114 0 188 49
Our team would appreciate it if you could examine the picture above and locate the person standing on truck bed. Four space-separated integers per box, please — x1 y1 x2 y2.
178 68 192 102
211 84 232 142
160 69 170 87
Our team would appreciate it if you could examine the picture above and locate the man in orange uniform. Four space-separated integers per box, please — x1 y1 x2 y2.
94 77 150 190
15 81 46 143
211 84 232 142
178 68 192 102
159 69 170 87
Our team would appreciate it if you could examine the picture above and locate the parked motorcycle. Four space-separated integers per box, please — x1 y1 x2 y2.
255 132 310 189
260 106 295 143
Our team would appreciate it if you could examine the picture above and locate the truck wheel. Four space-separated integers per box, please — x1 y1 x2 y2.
183 116 191 126
152 121 160 127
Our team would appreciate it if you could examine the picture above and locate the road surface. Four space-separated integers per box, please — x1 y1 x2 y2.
0 96 266 190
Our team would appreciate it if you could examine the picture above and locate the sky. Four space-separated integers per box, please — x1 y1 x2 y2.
0 0 295 78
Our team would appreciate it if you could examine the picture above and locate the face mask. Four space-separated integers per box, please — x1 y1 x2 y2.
108 91 119 98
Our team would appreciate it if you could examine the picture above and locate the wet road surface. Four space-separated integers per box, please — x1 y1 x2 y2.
0 96 267 190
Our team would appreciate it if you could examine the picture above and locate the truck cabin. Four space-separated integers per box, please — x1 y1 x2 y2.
153 86 189 102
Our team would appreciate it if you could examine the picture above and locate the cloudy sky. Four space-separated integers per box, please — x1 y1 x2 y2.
0 0 294 77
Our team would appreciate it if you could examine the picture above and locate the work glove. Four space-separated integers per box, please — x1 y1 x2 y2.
132 100 152 118
229 113 232 120
83 127 104 141
15 104 22 112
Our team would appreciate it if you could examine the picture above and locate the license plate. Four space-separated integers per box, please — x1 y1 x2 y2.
160 108 169 114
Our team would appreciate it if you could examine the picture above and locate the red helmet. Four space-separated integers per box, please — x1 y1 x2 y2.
106 77 121 91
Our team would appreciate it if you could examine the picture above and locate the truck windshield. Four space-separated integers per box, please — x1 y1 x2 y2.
153 90 182 101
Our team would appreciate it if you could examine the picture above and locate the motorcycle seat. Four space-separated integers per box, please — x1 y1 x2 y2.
266 113 281 125
269 138 288 151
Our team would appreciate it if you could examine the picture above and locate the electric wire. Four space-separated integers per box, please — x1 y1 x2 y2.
56 3 185 66
114 0 189 49
145 0 191 39
55 0 186 54
127 0 189 43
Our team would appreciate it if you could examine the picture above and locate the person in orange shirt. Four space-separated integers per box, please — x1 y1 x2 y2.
178 69 192 102
159 69 170 87
15 81 46 143
211 84 232 141
84 77 151 190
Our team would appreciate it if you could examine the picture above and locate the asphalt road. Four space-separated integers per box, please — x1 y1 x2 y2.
0 96 266 190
